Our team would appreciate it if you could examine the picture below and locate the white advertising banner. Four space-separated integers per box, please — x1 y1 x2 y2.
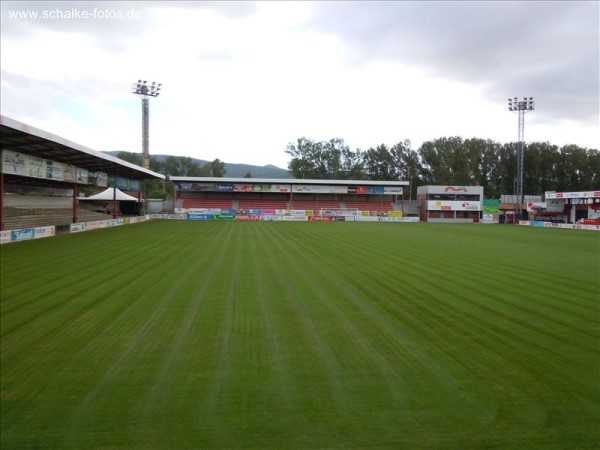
427 200 481 211
384 187 403 195
33 226 55 239
0 230 11 244
71 223 86 233
2 149 90 184
527 202 547 212
545 191 600 199
292 185 348 194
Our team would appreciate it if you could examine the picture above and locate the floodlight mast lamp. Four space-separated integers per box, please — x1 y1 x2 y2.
132 80 162 169
507 96 534 220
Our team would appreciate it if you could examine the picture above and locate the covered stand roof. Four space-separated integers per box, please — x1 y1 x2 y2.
0 115 164 188
81 187 139 202
170 176 408 186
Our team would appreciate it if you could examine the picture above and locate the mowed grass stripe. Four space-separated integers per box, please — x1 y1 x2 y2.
275 224 521 440
254 223 599 446
2 222 231 447
1 221 598 449
58 223 237 449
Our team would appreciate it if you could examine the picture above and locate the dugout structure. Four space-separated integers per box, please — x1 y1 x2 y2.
417 185 484 223
542 190 600 224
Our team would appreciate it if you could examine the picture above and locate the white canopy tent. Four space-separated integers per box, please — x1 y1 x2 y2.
81 187 139 202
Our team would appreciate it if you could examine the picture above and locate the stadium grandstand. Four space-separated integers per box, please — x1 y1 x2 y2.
0 115 165 233
171 176 408 219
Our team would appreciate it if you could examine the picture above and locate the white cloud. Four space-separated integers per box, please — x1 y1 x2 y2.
1 1 598 171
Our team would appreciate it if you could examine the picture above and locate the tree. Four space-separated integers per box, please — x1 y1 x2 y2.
116 151 142 166
286 137 360 179
286 137 319 179
162 156 205 176
363 144 397 180
523 142 559 196
340 146 364 180
587 149 600 190
284 135 596 195
555 145 590 192
206 159 226 177
461 138 501 196
419 137 465 185
391 140 422 199
244 171 252 178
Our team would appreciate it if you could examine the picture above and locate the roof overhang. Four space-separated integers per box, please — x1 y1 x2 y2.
1 115 165 188
170 176 409 186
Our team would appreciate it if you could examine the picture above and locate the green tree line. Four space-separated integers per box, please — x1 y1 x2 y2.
286 137 599 199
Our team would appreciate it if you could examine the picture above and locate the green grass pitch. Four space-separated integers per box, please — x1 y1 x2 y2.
1 221 599 449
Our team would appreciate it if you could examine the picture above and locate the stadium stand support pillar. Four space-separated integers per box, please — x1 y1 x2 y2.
401 191 405 215
0 172 3 230
72 183 78 223
113 185 117 219
173 185 177 213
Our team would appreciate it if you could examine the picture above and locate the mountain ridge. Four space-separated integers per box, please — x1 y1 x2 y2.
104 151 293 179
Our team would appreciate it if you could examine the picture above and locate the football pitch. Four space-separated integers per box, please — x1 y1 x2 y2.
1 221 599 449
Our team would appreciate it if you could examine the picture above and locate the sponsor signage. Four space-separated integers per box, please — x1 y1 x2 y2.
89 171 108 187
186 213 213 220
367 186 384 194
444 186 468 193
71 223 87 233
482 199 500 223
2 149 90 184
236 215 260 221
215 214 236 220
0 230 11 244
384 187 403 195
250 184 291 193
292 185 348 194
527 202 547 212
545 191 600 199
233 184 253 192
33 226 55 239
11 228 35 241
427 200 481 211
176 182 291 193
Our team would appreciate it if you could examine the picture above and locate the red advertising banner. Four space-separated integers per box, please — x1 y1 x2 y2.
236 215 260 221
233 184 253 192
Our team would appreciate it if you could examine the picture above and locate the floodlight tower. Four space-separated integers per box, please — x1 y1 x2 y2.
132 80 162 169
507 96 534 220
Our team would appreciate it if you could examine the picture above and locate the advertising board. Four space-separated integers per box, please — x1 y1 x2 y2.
292 185 348 194
186 213 213 220
545 191 600 199
427 200 481 211
2 149 89 184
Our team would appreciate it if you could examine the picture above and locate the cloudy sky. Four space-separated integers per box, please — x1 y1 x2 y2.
1 1 598 169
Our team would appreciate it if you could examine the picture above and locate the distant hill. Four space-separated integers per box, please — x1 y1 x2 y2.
104 152 293 179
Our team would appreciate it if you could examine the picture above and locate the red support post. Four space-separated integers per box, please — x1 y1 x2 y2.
0 172 4 231
72 183 78 223
113 186 117 219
